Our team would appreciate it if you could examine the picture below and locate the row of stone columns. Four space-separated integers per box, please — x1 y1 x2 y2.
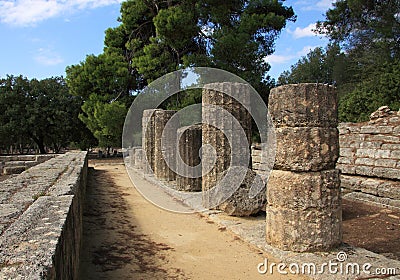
135 83 341 252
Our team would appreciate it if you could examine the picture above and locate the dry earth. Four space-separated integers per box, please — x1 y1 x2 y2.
79 159 307 279
79 158 400 279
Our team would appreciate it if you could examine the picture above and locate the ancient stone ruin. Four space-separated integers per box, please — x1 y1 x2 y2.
154 109 178 181
176 124 202 191
338 106 400 208
0 154 57 175
142 109 178 181
202 82 266 216
142 109 157 174
0 152 88 279
131 82 344 252
266 84 341 252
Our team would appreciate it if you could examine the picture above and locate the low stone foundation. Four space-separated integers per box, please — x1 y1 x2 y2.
0 151 88 279
0 154 57 175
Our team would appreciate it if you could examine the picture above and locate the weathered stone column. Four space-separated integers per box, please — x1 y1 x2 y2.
266 83 341 252
176 124 202 191
153 109 178 181
134 148 144 169
202 82 266 216
142 109 157 174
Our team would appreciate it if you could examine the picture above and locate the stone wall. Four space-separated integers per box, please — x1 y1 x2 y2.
338 107 400 207
0 151 88 279
0 154 57 175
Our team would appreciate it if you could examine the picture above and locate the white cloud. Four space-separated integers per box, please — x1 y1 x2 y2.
264 45 320 65
299 0 335 11
316 0 334 10
264 54 293 64
297 45 320 56
0 0 122 26
288 23 317 39
34 47 64 66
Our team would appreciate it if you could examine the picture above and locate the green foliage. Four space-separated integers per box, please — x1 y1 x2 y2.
79 94 128 149
66 0 296 145
278 44 346 85
67 0 295 99
0 76 96 154
339 60 400 122
316 0 400 58
281 0 400 122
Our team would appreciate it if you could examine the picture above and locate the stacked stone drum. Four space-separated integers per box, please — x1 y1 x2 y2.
266 83 342 252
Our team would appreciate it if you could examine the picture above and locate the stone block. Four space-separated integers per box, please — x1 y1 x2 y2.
3 166 26 175
266 205 342 252
274 127 339 171
375 159 398 168
337 163 356 174
340 174 363 191
267 170 341 210
202 83 252 142
390 150 400 159
355 165 374 177
359 141 383 149
268 83 337 128
377 181 400 200
217 170 266 216
367 134 400 143
360 125 393 134
373 167 400 180
354 157 375 166
360 179 379 195
356 148 376 158
337 157 352 164
4 161 26 167
339 147 355 158
382 144 400 150
374 149 391 159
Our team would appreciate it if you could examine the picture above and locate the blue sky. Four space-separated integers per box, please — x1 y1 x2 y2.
0 0 334 81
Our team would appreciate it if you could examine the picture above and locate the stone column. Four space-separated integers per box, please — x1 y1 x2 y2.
176 124 202 191
127 147 141 167
153 109 178 181
202 82 266 216
266 83 341 252
134 148 144 169
142 109 157 174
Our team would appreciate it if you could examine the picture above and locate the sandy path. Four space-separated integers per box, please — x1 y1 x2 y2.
79 162 305 279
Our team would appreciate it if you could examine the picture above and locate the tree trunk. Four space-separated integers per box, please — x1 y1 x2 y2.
30 134 46 154
37 141 46 154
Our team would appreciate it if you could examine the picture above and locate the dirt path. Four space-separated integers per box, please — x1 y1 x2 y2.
79 161 305 279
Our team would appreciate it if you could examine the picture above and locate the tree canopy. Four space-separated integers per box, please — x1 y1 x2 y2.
0 76 96 154
66 0 296 143
279 0 400 122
